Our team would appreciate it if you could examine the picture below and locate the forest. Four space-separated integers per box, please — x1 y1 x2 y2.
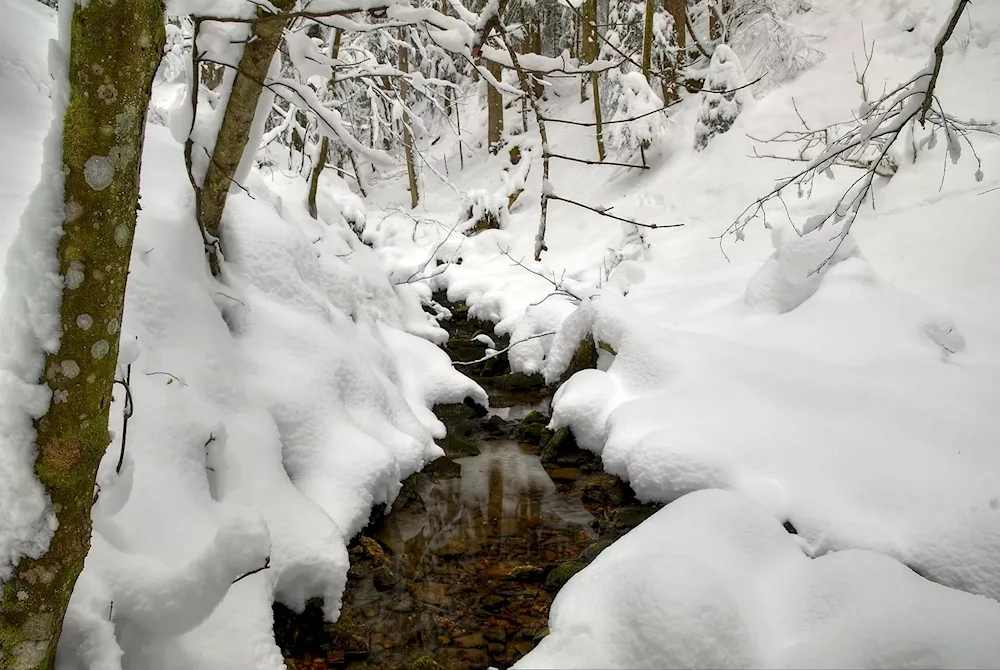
1 0 999 668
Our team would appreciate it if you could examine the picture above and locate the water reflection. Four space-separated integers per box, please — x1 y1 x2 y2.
378 441 595 574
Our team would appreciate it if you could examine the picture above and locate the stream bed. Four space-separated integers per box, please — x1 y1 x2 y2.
274 297 662 669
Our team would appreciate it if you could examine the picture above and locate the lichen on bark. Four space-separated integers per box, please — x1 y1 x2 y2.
0 0 165 668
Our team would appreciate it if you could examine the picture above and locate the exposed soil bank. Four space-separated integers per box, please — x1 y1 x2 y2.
275 295 662 669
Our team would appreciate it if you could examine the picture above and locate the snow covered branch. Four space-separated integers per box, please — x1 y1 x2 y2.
720 0 993 269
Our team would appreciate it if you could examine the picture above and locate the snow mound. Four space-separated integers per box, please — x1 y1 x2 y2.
516 489 1000 669
548 262 1000 601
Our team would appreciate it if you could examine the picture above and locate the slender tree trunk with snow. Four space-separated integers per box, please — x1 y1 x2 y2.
486 0 507 150
642 0 655 82
582 0 606 161
196 1 294 274
307 28 343 220
0 1 164 667
399 26 420 208
663 0 685 102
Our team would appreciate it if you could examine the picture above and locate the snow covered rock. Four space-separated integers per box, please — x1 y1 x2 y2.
516 489 1000 669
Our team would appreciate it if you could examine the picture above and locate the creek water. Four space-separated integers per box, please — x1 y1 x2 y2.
274 298 652 669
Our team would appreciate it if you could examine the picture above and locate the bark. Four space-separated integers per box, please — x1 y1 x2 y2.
399 26 419 208
663 0 686 102
497 26 550 261
306 136 329 219
196 0 295 274
581 0 605 161
642 0 655 82
709 0 728 42
0 1 164 668
307 28 342 220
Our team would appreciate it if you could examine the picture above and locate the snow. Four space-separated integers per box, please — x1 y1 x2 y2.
2 0 1000 665
0 0 64 580
514 489 1000 669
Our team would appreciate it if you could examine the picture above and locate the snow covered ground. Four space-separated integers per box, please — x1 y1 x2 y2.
2 0 999 667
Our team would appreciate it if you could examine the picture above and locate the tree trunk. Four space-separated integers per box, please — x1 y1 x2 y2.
642 0 655 82
399 26 419 209
307 28 342 220
485 0 506 150
709 0 727 42
196 0 294 273
306 136 329 220
663 0 686 102
581 0 605 161
0 1 164 667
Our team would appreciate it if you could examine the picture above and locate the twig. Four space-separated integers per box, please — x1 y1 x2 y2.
540 77 761 128
232 557 271 584
145 371 186 386
113 364 133 475
547 152 648 170
547 194 684 230
499 245 583 302
453 331 556 366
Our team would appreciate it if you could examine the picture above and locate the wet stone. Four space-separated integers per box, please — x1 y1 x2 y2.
505 565 548 583
602 505 661 535
582 473 632 506
485 626 508 643
519 421 546 444
578 539 615 564
373 566 399 591
324 615 370 659
454 632 484 648
422 457 461 480
387 598 415 613
548 467 582 482
493 371 546 392
544 561 585 591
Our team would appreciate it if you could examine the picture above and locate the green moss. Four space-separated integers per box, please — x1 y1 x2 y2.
544 562 585 591
408 655 444 670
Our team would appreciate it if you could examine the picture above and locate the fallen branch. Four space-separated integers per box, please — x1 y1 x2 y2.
547 152 648 170
453 331 557 366
548 194 684 230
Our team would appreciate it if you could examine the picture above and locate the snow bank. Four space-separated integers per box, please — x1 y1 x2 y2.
52 121 481 668
516 489 1000 669
0 0 64 579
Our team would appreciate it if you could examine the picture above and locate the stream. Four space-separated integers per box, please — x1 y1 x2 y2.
274 297 662 670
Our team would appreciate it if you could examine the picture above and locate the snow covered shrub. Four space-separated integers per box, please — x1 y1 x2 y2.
599 0 676 163
693 45 748 151
461 189 509 235
726 0 824 94
607 72 672 164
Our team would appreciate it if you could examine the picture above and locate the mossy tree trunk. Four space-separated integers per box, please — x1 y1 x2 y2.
399 26 420 209
196 0 294 274
663 0 686 102
642 0 655 82
307 28 343 220
0 1 164 668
